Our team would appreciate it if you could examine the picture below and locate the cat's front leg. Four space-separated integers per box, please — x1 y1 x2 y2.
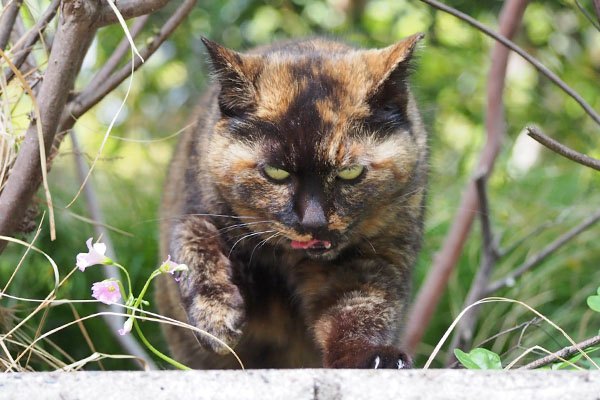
303 262 412 369
170 215 246 354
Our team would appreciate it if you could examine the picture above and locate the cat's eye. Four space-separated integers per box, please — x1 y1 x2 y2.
337 165 364 181
263 165 290 181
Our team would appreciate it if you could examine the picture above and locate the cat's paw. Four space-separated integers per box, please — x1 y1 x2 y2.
183 282 246 355
326 345 412 369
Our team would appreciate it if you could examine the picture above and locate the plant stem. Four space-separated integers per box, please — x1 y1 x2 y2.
133 319 191 370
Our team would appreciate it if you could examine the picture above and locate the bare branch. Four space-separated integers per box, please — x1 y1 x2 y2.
95 0 172 27
520 335 600 369
486 210 600 295
527 126 600 171
418 0 600 126
3 0 60 85
70 131 157 370
404 0 529 355
0 0 22 51
0 0 100 251
445 173 501 365
63 0 199 125
86 15 150 91
574 0 600 31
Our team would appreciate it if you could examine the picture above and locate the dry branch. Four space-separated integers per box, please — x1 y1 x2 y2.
2 0 59 85
86 15 150 92
0 1 100 252
96 0 172 27
527 126 600 171
0 0 22 51
520 335 600 369
486 210 600 295
445 173 501 364
419 0 600 126
404 0 528 355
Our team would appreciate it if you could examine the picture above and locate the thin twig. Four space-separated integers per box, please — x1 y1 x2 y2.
404 0 529 355
70 131 156 370
527 126 600 171
95 0 172 27
86 14 150 92
2 0 59 85
593 0 600 25
419 0 600 126
520 335 600 369
66 0 199 124
445 173 501 365
0 0 22 51
574 0 600 31
486 210 600 294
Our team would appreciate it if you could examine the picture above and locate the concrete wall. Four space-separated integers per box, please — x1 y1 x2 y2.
1 369 598 399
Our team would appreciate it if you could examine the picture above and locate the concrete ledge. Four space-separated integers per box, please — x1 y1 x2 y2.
1 370 598 399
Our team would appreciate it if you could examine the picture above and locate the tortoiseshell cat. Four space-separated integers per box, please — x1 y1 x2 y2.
156 33 428 369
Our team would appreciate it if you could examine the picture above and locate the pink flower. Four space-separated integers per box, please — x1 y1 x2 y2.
119 317 133 335
91 280 121 305
76 238 110 271
159 255 189 281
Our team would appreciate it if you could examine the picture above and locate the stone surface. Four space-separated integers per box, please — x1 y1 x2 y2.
0 369 599 399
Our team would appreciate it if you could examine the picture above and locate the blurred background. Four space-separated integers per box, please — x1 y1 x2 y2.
1 0 599 369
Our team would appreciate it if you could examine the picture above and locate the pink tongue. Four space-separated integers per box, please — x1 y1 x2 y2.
291 239 331 250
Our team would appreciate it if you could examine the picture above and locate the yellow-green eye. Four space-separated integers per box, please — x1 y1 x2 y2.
337 165 364 180
263 165 290 181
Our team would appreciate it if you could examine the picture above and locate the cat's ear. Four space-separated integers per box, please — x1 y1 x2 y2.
363 33 424 113
201 37 261 117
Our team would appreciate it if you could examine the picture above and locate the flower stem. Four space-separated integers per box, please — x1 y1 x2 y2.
133 319 191 370
112 262 133 295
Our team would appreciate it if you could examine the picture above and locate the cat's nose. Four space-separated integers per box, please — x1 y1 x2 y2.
300 197 328 231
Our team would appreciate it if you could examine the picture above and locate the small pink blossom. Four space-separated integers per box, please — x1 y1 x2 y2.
159 255 189 281
76 238 110 271
91 280 121 305
119 317 133 335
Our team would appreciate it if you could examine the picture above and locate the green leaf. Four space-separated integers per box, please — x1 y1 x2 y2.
454 348 480 369
597 286 600 296
469 348 503 370
587 295 600 312
454 348 502 370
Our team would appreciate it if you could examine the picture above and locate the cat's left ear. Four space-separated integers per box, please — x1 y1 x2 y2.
201 37 261 117
363 33 425 112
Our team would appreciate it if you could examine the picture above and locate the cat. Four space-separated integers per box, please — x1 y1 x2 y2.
156 33 428 369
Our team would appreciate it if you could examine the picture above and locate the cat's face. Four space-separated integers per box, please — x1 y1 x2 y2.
205 36 427 259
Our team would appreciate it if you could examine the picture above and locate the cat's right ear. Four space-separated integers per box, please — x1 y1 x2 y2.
201 37 261 118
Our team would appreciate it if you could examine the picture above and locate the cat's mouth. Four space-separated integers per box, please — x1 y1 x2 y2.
291 239 332 251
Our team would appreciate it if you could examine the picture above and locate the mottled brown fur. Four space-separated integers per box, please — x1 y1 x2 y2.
156 34 428 369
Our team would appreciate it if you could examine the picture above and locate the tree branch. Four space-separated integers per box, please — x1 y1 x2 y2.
593 0 600 25
404 0 528 356
0 0 100 251
95 0 173 27
70 131 157 370
86 14 150 92
574 0 600 31
445 173 501 365
2 0 60 85
527 126 600 171
520 335 600 369
0 0 22 51
485 210 600 295
418 0 600 126
61 0 199 129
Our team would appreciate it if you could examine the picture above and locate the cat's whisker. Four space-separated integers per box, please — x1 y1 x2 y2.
217 220 275 233
249 232 281 263
228 230 276 258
